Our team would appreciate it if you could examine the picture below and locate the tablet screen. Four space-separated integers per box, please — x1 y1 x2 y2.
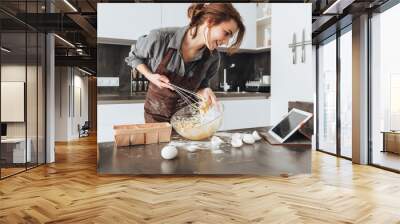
271 111 308 139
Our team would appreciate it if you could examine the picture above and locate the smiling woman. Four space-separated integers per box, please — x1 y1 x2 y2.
125 3 245 123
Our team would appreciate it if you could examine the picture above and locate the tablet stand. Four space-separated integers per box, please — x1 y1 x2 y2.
260 129 311 146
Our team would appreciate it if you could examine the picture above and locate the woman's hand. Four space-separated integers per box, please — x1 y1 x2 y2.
197 88 217 106
146 73 174 90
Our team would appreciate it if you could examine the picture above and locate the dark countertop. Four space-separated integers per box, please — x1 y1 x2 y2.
97 127 311 176
97 91 270 104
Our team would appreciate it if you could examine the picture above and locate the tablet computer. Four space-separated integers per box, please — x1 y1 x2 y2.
268 108 313 143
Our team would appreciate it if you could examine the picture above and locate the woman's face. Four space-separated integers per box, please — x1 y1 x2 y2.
206 19 239 50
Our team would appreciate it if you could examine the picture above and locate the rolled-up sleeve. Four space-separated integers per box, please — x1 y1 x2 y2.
125 30 161 69
198 54 221 89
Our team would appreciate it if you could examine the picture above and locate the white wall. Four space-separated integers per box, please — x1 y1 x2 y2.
97 3 258 49
55 67 89 141
1 65 39 138
312 45 317 150
2 63 47 163
97 3 162 41
55 67 69 141
270 3 313 124
72 73 89 138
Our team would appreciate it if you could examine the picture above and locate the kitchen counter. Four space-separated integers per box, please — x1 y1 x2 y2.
97 127 311 176
97 91 270 104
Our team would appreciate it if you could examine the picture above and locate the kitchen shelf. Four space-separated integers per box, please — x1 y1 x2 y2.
256 16 271 27
217 46 270 53
256 46 271 51
256 4 271 51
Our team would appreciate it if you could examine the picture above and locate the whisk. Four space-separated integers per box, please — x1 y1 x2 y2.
164 82 208 113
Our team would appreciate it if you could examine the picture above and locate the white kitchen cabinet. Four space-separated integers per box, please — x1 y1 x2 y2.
232 3 257 49
97 98 271 142
219 98 270 130
97 103 145 142
98 3 260 50
256 3 271 48
97 3 162 41
161 3 191 28
160 3 258 50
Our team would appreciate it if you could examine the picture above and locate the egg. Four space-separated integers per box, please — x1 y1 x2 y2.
161 146 178 160
231 133 243 140
231 137 243 148
211 136 224 148
252 131 262 141
243 134 255 144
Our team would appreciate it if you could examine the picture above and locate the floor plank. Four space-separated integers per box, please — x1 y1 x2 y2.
0 135 400 223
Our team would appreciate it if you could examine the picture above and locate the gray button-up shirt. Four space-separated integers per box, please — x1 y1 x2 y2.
125 25 220 89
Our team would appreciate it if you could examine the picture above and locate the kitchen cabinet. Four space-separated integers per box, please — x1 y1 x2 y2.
161 3 191 28
97 102 145 142
161 3 258 50
220 98 270 130
256 3 271 49
97 3 162 41
231 3 257 50
98 3 264 50
97 97 271 143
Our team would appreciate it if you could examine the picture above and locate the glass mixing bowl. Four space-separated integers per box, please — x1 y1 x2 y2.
170 102 223 140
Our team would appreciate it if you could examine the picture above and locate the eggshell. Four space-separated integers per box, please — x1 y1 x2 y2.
186 145 198 153
252 131 262 141
243 134 255 144
211 136 224 147
232 133 243 140
231 138 243 147
161 146 178 160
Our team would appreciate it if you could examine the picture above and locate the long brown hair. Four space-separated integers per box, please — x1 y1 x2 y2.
187 3 245 55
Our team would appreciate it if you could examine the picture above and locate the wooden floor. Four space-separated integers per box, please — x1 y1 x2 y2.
1 167 26 178
1 135 400 223
373 151 400 171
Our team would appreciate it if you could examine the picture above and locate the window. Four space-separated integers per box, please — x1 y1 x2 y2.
339 28 352 158
0 1 46 179
370 3 400 171
317 36 337 155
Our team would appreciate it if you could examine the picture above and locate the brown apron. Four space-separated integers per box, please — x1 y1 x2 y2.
144 48 210 123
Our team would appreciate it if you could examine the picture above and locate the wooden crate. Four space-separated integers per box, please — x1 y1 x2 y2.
113 123 172 147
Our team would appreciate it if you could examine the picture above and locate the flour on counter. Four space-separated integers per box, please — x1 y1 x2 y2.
167 130 258 153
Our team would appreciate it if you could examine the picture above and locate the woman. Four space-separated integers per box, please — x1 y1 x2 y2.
125 3 245 123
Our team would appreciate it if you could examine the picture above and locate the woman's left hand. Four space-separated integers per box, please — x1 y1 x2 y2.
197 88 217 106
